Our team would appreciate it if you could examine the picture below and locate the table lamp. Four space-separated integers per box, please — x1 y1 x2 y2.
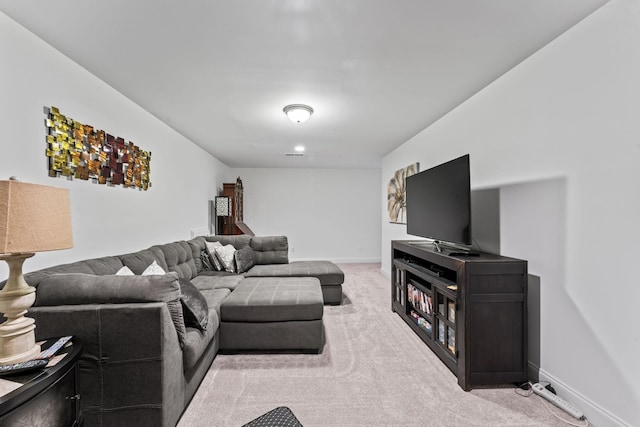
0 178 73 365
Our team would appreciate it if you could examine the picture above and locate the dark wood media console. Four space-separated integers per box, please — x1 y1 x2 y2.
391 240 528 391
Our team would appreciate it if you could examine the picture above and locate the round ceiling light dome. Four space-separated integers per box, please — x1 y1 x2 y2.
283 104 314 123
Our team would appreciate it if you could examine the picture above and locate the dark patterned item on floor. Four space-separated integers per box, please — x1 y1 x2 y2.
242 406 303 427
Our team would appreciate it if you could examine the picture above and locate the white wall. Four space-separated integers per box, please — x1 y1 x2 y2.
231 168 381 263
381 0 639 425
0 12 230 279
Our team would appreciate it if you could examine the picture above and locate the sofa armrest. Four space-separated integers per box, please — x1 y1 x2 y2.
30 302 184 427
33 272 187 348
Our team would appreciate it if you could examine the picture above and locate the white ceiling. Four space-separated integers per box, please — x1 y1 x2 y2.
1 0 608 169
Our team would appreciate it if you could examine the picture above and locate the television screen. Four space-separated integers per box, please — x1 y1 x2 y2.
406 154 471 247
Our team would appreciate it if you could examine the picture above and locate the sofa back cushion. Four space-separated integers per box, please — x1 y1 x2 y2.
204 235 251 249
151 241 198 280
250 236 289 265
187 237 207 272
118 248 168 275
0 256 125 290
189 236 255 274
33 272 187 346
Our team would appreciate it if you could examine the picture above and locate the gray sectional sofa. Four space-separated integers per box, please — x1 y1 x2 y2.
1 234 344 427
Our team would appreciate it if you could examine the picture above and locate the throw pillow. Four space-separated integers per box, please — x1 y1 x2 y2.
200 250 213 271
142 260 166 275
178 278 209 331
234 246 256 274
115 266 135 276
204 241 224 271
214 244 236 273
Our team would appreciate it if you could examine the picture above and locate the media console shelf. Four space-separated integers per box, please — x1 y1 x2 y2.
391 240 528 391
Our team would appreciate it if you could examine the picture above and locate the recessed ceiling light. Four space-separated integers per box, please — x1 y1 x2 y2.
283 104 314 123
294 145 305 152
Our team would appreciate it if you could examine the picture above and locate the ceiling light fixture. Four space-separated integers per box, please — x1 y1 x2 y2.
283 104 314 123
294 145 305 152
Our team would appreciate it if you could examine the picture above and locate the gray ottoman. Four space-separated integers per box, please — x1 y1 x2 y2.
246 261 344 305
220 277 324 353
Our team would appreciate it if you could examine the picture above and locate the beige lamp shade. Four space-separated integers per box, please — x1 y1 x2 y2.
0 179 73 364
0 179 73 254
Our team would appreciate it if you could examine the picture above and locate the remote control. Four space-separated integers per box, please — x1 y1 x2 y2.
0 358 49 376
38 336 72 359
532 382 584 419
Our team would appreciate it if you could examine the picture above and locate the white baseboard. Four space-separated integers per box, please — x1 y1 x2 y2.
536 367 631 426
289 257 381 264
332 257 381 264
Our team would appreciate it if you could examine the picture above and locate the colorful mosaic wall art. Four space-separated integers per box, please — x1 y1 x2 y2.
45 106 151 190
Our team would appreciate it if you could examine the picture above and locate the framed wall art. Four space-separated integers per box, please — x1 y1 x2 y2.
387 162 419 224
45 106 151 190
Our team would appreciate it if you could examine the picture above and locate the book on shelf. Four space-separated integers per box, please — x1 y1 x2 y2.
418 317 432 333
409 310 432 333
438 321 445 344
408 283 432 315
448 301 455 322
448 327 455 353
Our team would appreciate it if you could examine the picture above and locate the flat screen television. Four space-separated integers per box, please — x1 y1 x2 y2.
406 154 471 250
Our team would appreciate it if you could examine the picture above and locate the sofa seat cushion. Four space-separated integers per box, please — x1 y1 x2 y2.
182 310 219 372
245 261 344 286
198 288 232 318
220 277 323 323
191 273 244 291
182 288 229 371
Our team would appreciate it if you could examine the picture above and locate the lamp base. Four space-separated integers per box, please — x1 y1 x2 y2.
0 253 41 365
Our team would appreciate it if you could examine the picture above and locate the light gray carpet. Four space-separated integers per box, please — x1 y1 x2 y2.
179 263 567 426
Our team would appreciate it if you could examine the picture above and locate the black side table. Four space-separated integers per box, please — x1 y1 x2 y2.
0 337 82 426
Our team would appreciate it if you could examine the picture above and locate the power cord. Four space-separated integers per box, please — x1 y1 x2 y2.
514 382 589 427
514 381 533 397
